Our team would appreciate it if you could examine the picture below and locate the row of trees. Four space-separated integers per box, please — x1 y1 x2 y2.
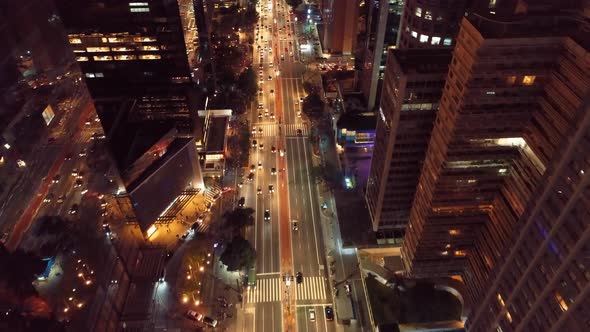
217 208 256 271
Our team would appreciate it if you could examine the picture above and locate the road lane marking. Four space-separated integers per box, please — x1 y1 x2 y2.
302 136 321 266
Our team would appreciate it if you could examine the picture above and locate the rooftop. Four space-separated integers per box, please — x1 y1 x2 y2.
205 116 228 153
337 112 376 131
389 49 452 76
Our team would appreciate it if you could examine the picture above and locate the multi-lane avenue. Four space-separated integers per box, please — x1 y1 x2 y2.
239 1 336 332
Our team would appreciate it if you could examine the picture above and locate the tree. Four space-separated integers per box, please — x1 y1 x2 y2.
219 236 256 271
237 67 258 103
0 245 45 298
221 207 255 235
302 92 325 119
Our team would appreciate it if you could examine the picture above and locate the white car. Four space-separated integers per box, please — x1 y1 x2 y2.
186 310 203 321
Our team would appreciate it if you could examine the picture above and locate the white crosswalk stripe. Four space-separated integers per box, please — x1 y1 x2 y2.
245 277 282 303
251 123 309 138
295 276 327 301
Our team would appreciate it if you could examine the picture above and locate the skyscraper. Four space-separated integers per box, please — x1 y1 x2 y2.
398 0 467 49
319 0 360 55
401 0 589 306
360 0 404 110
466 95 590 332
365 48 451 241
55 0 200 132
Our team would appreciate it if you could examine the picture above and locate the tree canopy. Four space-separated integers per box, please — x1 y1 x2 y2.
286 0 302 9
219 236 256 272
302 92 325 119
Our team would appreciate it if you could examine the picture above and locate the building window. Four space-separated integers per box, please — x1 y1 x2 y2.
130 7 150 12
411 31 418 38
449 229 460 235
114 55 137 61
522 75 536 85
85 73 95 78
141 45 160 51
75 56 89 62
134 37 156 42
419 34 429 43
139 54 161 60
129 2 149 5
454 250 467 257
86 47 110 52
415 7 422 17
443 38 452 46
506 76 517 85
112 47 135 52
95 72 104 78
101 37 108 43
431 36 441 45
69 38 82 44
93 55 113 61
108 37 124 43
506 311 513 323
424 10 432 20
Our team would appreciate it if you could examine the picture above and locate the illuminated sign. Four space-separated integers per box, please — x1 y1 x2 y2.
42 105 55 126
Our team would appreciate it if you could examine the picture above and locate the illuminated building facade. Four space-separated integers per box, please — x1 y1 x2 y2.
365 48 451 241
319 0 360 55
55 0 200 131
360 0 404 110
398 0 467 49
401 2 590 314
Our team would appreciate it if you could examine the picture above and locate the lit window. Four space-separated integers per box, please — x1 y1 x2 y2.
419 34 429 43
506 76 516 85
69 38 82 44
424 10 432 20
114 55 137 60
443 38 452 46
411 31 418 38
415 7 422 17
498 168 508 174
130 7 150 12
93 55 113 61
95 72 104 78
108 37 124 43
522 75 536 85
489 0 497 8
454 250 466 257
449 229 460 235
486 91 496 95
139 54 161 60
85 73 95 78
129 2 149 6
431 37 441 45
76 56 89 62
101 37 108 43
112 47 135 52
441 251 449 256
134 37 156 42
506 311 513 323
73 49 86 53
497 293 505 306
555 292 569 312
141 45 160 51
86 47 110 52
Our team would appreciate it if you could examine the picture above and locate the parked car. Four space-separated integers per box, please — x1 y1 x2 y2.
203 316 218 327
185 310 203 321
325 306 334 321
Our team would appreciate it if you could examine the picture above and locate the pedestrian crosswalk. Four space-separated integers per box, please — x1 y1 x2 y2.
251 123 309 138
245 275 327 304
294 276 327 301
246 277 282 303
192 221 210 234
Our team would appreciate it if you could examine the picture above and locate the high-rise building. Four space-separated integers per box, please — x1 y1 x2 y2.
55 0 200 133
360 0 404 110
465 95 590 332
365 48 451 241
319 0 360 55
398 0 467 49
401 0 589 305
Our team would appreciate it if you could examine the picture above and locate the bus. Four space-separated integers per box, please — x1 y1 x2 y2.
247 266 256 290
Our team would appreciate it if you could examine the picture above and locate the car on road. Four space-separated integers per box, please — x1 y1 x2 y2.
71 168 78 177
296 271 303 284
250 164 256 173
258 112 263 119
297 129 303 136
203 316 218 327
258 160 262 169
268 184 274 193
308 308 316 322
79 148 87 157
292 220 298 231
74 179 83 188
248 172 255 181
52 174 61 184
264 209 270 221
238 197 245 207
252 139 257 147
252 126 256 135
185 310 203 322
43 193 53 203
325 306 334 321
258 127 263 134
271 167 276 175
271 146 276 153
280 149 285 157
257 187 262 195
270 112 275 119
57 194 66 204
259 144 264 151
